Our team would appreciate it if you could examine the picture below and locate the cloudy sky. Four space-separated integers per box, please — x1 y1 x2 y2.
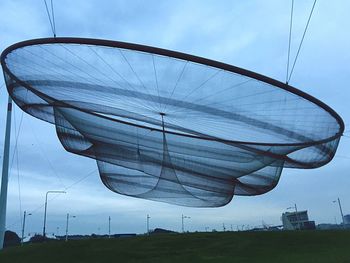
0 0 349 236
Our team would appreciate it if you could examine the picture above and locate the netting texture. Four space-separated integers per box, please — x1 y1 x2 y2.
1 39 343 207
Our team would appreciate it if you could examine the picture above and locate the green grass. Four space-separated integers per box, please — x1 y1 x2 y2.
1 230 350 263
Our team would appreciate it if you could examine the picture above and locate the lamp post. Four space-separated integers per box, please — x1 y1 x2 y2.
287 203 300 230
333 198 345 226
21 211 32 245
147 214 150 235
43 190 66 237
65 213 76 242
181 214 190 233
108 216 111 238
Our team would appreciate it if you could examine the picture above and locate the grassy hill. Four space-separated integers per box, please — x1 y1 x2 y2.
1 230 350 263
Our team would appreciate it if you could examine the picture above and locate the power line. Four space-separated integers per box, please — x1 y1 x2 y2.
288 0 317 83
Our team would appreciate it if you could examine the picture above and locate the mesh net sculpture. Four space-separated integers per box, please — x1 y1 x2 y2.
0 38 344 207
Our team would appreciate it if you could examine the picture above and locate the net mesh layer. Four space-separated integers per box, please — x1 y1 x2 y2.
1 38 343 207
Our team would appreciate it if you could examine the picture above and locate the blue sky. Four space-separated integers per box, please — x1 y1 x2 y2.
0 0 349 236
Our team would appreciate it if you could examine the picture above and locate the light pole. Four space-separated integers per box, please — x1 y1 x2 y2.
65 213 76 242
333 198 345 225
21 211 32 245
147 214 150 235
287 204 300 230
43 190 66 237
108 216 111 238
181 214 190 233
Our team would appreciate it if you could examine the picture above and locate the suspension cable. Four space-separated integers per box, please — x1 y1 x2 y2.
286 0 294 84
288 0 317 83
12 107 23 230
43 0 56 37
6 169 97 230
50 0 56 37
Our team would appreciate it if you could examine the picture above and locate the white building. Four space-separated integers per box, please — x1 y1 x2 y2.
281 210 315 230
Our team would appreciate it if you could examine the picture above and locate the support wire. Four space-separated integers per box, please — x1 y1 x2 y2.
287 0 317 83
286 0 294 84
43 0 56 37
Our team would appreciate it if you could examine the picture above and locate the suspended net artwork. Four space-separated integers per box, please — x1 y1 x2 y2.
0 38 344 207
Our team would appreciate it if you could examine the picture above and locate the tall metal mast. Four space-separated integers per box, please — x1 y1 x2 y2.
0 95 13 249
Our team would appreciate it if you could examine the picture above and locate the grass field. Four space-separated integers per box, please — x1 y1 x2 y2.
1 230 350 263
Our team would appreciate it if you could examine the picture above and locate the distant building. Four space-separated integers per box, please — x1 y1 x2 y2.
317 223 343 230
281 210 315 230
343 214 350 225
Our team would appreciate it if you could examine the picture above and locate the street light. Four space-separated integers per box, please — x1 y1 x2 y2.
108 216 111 238
43 190 66 237
65 213 76 242
147 214 151 235
287 203 300 230
21 211 32 245
181 214 190 233
333 198 345 226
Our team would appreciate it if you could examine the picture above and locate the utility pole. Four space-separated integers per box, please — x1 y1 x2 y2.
43 190 66 237
223 223 226 232
0 96 12 250
147 214 150 235
21 211 32 245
